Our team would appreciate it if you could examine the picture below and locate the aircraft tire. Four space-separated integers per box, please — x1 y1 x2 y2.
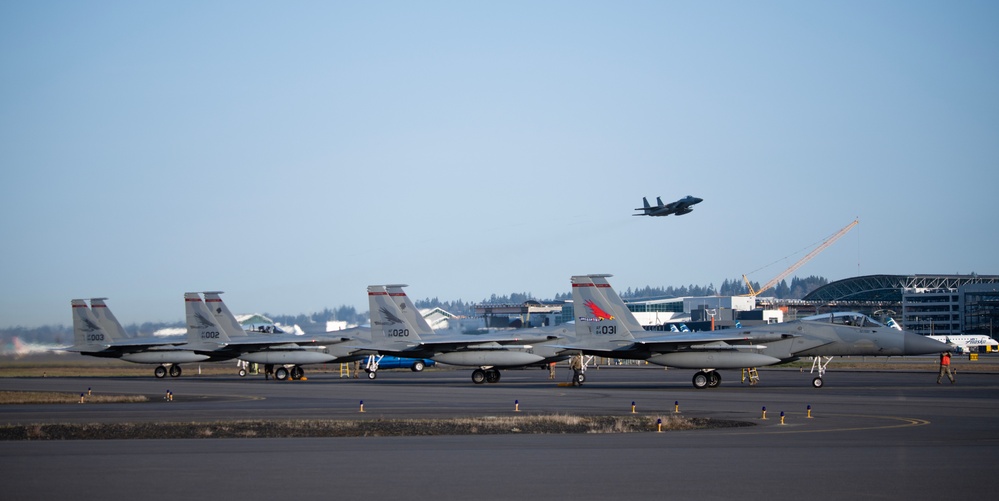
692 371 709 389
291 366 304 380
274 367 289 381
238 369 247 377
707 371 721 388
486 370 501 383
574 372 586 385
471 369 486 384
154 366 167 378
812 377 824 388
366 371 377 380
169 365 182 378
411 361 425 372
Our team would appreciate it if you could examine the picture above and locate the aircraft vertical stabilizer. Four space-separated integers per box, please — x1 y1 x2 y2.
368 285 423 347
571 274 637 343
203 291 250 338
384 285 435 337
71 299 111 351
90 298 128 341
184 292 231 349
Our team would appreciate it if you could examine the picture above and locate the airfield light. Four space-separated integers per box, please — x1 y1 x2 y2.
359 400 365 413
807 405 813 419
631 401 636 413
761 406 767 420
674 401 679 413
514 399 520 412
657 418 663 433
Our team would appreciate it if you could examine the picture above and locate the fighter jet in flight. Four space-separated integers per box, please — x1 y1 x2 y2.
633 195 703 216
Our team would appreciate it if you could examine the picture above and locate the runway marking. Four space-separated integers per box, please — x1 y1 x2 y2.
715 412 930 435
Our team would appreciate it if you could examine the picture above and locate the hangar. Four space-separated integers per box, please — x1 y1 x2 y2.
804 274 999 337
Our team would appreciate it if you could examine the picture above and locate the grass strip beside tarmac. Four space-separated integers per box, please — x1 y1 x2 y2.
0 414 750 440
0 391 148 405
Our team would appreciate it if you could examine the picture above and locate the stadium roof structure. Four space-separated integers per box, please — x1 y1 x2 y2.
803 274 999 302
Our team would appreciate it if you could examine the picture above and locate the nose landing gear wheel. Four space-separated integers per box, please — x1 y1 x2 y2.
366 370 377 380
812 377 824 388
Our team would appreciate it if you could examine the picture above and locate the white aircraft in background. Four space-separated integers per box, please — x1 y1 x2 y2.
927 334 998 354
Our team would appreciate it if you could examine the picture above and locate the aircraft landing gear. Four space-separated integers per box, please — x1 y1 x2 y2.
154 365 167 378
364 355 381 380
274 367 289 380
471 368 502 384
692 370 720 389
169 365 182 378
810 356 833 388
290 365 305 380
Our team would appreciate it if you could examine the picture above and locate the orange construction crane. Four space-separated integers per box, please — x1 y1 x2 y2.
742 219 859 296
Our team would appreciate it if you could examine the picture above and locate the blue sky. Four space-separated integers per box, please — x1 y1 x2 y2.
2 1 996 327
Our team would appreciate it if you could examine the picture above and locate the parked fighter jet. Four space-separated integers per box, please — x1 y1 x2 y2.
633 195 702 216
66 298 210 378
568 274 949 388
362 285 569 384
200 291 366 380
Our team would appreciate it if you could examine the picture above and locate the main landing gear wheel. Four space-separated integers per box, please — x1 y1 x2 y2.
290 366 305 380
169 365 182 378
471 369 487 384
707 371 721 388
366 370 377 380
485 369 501 383
274 367 289 381
154 366 167 378
574 372 586 385
812 377 824 388
692 371 709 389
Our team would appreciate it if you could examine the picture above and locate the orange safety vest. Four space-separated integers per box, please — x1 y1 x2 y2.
940 353 951 366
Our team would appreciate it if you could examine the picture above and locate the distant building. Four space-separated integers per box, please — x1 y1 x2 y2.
804 274 999 336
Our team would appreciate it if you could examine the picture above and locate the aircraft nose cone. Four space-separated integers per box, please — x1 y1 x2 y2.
903 332 950 355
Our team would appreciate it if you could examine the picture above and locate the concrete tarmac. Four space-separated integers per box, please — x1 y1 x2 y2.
1 365 997 500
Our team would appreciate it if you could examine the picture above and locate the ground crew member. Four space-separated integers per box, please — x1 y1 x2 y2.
548 362 556 380
937 351 955 384
570 354 584 386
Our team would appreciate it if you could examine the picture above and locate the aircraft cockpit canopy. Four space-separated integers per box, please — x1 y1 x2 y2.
801 312 885 328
